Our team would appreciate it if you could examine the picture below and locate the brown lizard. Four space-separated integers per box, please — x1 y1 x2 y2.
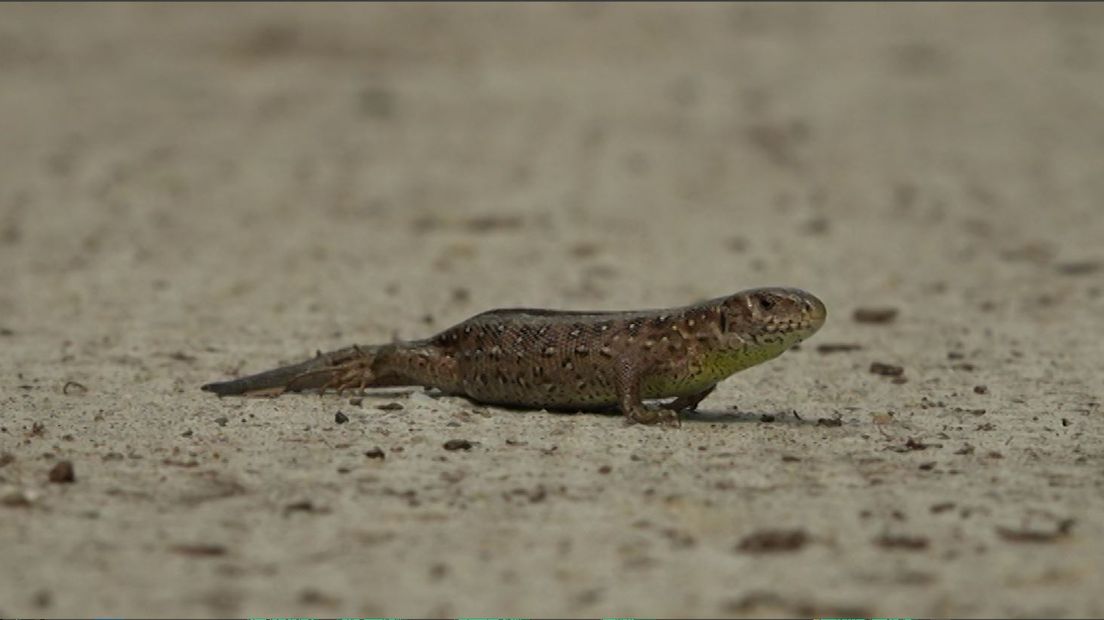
201 287 826 426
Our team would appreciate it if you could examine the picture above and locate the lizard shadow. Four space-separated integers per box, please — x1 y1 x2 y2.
335 390 831 427
681 408 825 426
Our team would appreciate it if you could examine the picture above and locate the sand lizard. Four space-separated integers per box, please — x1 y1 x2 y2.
202 287 826 426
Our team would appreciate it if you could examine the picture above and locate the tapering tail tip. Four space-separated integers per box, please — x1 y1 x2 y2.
199 345 376 398
200 380 239 397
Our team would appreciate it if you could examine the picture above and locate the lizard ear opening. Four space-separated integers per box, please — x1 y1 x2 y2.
719 311 729 333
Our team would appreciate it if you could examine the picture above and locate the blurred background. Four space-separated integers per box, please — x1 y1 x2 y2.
1 3 1101 617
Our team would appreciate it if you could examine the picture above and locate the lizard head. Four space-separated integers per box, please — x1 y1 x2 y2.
719 287 826 361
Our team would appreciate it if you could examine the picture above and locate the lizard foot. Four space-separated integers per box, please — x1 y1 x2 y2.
625 406 681 428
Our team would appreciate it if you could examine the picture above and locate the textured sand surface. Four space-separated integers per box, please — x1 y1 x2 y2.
2 4 1103 617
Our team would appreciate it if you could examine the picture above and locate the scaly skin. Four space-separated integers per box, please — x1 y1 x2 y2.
202 287 826 426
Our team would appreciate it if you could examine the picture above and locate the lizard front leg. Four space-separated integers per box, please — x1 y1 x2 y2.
616 357 679 427
663 385 716 413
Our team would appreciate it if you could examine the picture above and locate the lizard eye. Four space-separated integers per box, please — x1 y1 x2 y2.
758 296 775 311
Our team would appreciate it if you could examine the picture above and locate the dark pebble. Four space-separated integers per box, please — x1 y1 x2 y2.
870 362 905 377
443 439 473 451
334 411 349 424
170 543 227 557
378 402 404 411
853 307 898 324
364 447 386 460
736 529 808 553
48 461 75 483
284 500 315 513
1055 260 1101 276
874 534 929 550
974 385 988 394
904 438 929 450
816 343 863 354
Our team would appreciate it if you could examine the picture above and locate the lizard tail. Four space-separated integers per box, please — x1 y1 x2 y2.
201 344 406 397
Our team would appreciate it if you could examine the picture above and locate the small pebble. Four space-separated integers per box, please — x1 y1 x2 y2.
334 411 349 424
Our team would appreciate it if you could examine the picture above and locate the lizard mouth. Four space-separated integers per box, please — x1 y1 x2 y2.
764 318 819 336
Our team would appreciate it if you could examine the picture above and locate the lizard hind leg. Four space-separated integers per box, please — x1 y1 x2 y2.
312 347 377 394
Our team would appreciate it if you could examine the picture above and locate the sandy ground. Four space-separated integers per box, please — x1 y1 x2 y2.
2 3 1103 617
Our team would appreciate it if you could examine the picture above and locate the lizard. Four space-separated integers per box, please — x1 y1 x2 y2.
201 287 826 426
